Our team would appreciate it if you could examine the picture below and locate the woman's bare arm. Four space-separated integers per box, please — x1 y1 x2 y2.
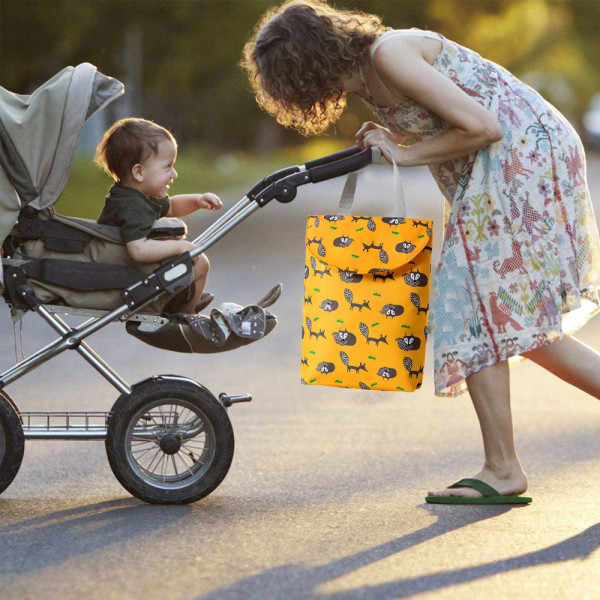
356 38 503 166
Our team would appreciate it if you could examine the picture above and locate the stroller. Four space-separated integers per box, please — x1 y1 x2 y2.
0 64 379 504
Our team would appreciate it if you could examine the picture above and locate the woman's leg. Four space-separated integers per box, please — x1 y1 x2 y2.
429 333 600 497
428 360 528 497
522 334 600 399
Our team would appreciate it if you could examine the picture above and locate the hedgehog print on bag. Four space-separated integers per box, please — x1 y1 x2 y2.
316 361 335 374
319 299 339 312
377 367 397 380
381 303 404 318
382 217 406 227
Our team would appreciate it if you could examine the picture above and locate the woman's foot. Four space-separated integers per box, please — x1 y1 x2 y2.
428 466 528 498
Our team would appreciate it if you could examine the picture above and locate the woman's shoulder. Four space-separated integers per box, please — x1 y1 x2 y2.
371 28 444 69
376 28 443 44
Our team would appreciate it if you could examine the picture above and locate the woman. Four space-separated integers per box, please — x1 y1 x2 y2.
241 0 600 503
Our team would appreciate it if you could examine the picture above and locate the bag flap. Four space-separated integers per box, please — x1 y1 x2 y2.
306 215 432 273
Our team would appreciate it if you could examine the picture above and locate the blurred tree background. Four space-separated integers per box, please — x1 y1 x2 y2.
1 0 599 216
1 0 599 151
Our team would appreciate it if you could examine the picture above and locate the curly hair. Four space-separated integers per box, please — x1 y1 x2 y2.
240 0 386 136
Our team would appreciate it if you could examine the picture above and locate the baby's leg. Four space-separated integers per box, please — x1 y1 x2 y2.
178 253 210 314
522 334 600 399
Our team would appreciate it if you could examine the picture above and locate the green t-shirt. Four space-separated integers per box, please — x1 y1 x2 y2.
97 184 171 242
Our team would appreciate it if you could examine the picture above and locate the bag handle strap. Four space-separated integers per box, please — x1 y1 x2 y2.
338 148 406 217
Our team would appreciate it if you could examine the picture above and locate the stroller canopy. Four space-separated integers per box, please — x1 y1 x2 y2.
0 63 124 289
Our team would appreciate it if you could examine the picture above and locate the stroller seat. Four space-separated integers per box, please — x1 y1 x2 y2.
5 206 280 354
10 206 188 313
0 62 279 355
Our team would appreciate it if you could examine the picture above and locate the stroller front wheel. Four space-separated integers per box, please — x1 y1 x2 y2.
0 391 25 494
105 377 234 504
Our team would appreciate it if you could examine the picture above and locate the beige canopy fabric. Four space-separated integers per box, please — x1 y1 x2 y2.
0 63 124 290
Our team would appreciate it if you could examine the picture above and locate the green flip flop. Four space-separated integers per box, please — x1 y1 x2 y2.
425 478 532 505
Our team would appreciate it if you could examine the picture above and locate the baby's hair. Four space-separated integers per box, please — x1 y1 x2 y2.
95 117 177 182
240 0 385 135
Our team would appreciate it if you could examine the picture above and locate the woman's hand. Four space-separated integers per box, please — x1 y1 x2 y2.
355 121 381 149
356 121 410 165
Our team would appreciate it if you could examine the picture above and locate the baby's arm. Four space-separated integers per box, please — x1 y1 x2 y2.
167 193 222 217
126 238 195 263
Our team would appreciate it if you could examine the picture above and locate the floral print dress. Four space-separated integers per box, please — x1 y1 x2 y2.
360 29 600 396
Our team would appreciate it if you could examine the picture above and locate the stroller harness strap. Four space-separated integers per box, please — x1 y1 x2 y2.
18 212 92 253
21 258 143 291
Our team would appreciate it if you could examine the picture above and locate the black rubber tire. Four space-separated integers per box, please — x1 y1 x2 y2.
105 377 234 504
0 390 25 495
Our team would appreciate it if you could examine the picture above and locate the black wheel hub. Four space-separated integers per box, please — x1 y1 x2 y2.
159 433 182 455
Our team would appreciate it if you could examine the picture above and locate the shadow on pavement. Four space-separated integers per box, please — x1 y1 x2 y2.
195 507 600 600
0 497 192 575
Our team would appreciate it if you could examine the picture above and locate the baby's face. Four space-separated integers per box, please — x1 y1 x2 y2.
140 139 178 198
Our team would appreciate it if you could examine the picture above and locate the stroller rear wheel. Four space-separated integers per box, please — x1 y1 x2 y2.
105 377 234 504
0 391 25 494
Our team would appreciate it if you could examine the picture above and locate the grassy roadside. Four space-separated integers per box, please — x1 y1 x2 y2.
55 139 347 219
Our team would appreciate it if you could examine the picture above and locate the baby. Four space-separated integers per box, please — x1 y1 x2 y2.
95 117 222 313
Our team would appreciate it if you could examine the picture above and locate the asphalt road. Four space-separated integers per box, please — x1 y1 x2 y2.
1 156 600 599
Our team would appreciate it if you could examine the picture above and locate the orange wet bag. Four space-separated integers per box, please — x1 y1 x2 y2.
300 169 433 392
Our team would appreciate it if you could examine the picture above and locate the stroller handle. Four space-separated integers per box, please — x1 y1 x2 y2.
245 145 373 200
190 146 382 254
304 145 364 170
307 146 378 183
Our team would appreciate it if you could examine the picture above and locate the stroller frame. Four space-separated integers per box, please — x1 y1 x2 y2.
0 140 379 503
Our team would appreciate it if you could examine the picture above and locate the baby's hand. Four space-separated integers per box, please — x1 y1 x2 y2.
197 193 223 211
